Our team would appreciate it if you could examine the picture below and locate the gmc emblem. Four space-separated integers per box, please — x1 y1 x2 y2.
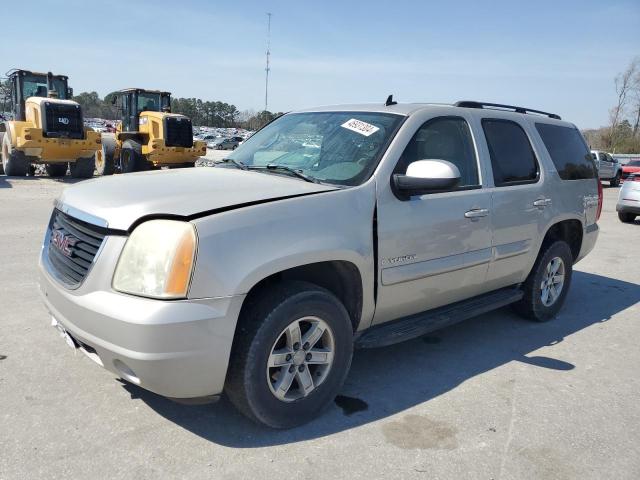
58 117 70 125
51 229 77 257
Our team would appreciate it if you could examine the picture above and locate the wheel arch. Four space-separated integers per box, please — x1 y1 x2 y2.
539 218 583 262
238 260 365 333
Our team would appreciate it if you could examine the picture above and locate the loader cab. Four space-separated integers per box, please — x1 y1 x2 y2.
6 69 73 121
112 88 171 132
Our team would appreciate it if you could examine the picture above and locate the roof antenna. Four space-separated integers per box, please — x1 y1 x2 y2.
385 94 397 106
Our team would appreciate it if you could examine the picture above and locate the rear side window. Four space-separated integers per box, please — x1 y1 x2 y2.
482 119 539 186
535 123 596 180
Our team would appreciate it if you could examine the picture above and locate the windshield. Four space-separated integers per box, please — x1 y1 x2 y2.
227 111 404 186
21 74 67 100
627 160 640 167
137 92 161 112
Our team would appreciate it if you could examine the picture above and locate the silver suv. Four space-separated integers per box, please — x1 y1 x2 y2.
39 100 601 428
591 150 623 186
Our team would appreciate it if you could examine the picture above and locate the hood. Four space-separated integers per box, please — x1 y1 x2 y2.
58 168 337 231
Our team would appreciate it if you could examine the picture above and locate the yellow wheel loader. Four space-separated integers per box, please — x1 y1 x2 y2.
95 88 206 174
0 69 101 178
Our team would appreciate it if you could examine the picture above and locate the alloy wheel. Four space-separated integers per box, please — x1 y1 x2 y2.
540 256 565 307
266 316 335 402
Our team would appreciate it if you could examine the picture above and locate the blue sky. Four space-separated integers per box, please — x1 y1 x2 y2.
1 0 638 128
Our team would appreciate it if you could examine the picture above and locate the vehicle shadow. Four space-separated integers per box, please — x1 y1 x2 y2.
119 271 640 447
0 175 86 186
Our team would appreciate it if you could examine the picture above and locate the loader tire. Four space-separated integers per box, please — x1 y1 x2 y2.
70 157 95 179
96 135 116 175
120 140 147 173
2 133 29 177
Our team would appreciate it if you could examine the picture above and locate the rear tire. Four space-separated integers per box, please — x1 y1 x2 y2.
120 140 147 173
512 241 573 322
69 157 94 178
610 172 621 187
618 212 636 223
225 281 354 428
45 163 67 177
2 133 29 177
95 136 116 176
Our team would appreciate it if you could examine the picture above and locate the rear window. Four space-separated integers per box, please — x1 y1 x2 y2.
535 123 596 180
482 119 539 186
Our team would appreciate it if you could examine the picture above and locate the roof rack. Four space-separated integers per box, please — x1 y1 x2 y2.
454 101 561 120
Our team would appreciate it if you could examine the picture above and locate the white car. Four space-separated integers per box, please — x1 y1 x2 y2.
617 172 640 223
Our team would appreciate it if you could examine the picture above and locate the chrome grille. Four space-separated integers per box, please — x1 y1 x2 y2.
46 209 106 287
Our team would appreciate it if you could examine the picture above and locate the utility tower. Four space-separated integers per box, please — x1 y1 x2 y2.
264 12 272 113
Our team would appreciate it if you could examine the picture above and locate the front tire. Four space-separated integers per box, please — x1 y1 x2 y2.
618 211 636 223
610 172 621 187
45 163 67 177
2 134 29 177
120 139 147 173
69 157 95 178
513 241 573 322
225 281 354 428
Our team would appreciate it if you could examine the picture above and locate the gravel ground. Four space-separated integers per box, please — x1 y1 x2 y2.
0 176 638 480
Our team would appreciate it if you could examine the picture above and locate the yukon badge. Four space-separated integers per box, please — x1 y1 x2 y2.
381 254 416 266
51 229 77 257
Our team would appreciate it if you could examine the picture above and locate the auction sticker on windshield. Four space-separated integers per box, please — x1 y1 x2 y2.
341 118 380 137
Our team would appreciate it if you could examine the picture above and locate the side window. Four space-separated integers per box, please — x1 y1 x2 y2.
482 119 539 186
535 123 596 180
396 117 479 188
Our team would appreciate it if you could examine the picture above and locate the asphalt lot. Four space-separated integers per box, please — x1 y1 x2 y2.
0 176 639 480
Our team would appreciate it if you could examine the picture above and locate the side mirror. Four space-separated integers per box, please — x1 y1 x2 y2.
111 96 118 105
67 87 73 98
393 159 461 198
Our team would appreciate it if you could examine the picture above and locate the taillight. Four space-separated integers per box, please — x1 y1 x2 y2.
596 179 603 221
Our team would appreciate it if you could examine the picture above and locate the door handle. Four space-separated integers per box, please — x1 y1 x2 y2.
464 208 490 219
533 198 552 208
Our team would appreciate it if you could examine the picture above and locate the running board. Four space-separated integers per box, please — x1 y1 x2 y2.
355 288 523 349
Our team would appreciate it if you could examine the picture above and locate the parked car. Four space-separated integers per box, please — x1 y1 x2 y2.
39 100 600 428
591 150 623 186
209 136 242 150
617 172 640 223
621 159 640 182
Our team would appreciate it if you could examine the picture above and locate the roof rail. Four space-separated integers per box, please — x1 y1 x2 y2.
454 101 561 120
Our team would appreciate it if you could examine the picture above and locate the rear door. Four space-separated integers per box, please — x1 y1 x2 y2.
478 117 550 291
373 114 492 324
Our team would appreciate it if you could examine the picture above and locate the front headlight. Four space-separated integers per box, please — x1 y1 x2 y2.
113 220 197 299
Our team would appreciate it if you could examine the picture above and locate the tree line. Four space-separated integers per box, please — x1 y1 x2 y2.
583 56 640 153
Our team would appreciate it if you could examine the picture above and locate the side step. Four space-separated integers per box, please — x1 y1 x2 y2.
355 287 523 349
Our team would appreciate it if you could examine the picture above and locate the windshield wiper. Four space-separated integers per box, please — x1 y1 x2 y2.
217 158 247 170
247 164 320 183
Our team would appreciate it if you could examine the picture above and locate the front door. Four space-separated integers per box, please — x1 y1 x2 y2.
373 115 492 325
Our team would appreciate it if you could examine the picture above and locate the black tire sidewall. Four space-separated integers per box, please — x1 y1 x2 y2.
618 211 635 223
522 241 573 322
69 157 95 178
120 140 144 173
233 286 353 428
